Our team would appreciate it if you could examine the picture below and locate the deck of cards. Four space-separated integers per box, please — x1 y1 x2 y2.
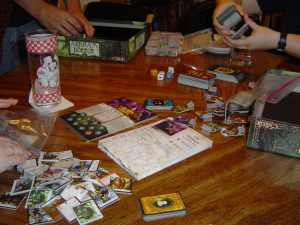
139 192 186 221
1 149 133 225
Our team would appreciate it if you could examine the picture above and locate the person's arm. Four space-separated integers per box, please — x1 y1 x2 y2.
0 98 18 108
224 15 300 58
0 98 30 173
0 136 31 173
15 0 82 37
65 0 95 37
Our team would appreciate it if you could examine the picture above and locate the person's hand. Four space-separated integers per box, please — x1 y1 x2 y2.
0 137 31 173
69 10 95 37
213 1 244 36
0 98 18 108
223 15 280 50
38 3 83 37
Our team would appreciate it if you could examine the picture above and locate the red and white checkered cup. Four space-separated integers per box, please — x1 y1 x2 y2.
26 30 61 107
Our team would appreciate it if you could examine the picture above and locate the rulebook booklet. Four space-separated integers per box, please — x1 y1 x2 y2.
98 117 213 180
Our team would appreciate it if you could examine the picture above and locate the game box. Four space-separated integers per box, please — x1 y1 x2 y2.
57 26 146 63
57 2 151 62
247 92 300 158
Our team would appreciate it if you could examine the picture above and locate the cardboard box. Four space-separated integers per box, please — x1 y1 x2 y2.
247 92 300 158
57 26 146 62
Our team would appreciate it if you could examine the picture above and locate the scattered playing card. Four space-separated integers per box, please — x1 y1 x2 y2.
17 159 38 173
10 176 35 196
38 151 73 163
90 185 119 209
25 188 53 209
57 197 80 223
28 208 56 225
153 119 187 136
73 199 103 225
60 184 89 202
0 193 25 210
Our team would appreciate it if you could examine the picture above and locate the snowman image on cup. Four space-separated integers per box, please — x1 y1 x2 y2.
36 55 59 88
33 54 61 105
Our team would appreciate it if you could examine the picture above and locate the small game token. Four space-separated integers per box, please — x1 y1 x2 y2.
168 66 175 74
201 122 220 133
220 125 245 137
150 69 159 77
166 71 174 80
157 71 165 80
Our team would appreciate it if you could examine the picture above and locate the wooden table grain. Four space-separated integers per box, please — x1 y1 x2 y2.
1 50 300 225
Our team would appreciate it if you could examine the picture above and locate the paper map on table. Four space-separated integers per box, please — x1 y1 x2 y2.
98 118 213 180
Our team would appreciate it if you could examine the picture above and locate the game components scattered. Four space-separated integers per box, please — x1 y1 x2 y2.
221 125 246 137
0 194 25 210
173 100 195 114
0 149 133 225
139 192 186 222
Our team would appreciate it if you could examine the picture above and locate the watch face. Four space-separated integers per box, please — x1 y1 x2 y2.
277 33 287 51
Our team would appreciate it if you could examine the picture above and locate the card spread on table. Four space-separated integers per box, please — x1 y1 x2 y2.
10 176 35 196
72 199 103 225
0 193 25 209
61 97 156 141
28 208 56 225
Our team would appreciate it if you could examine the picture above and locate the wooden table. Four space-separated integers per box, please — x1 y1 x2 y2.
1 50 300 225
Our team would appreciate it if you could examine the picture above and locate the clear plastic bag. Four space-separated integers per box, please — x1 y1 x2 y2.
255 69 300 104
0 109 56 155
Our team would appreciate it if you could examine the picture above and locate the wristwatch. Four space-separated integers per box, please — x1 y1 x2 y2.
277 32 287 52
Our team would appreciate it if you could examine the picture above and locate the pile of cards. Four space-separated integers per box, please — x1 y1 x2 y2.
1 150 132 225
195 90 249 138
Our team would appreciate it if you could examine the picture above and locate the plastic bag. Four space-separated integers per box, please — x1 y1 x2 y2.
0 109 56 155
255 69 300 104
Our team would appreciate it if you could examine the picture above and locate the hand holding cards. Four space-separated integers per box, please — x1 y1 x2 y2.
218 5 250 39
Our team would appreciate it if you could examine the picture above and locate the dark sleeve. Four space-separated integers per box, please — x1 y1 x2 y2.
256 0 287 13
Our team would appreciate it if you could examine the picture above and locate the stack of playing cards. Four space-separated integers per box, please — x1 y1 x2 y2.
139 192 186 221
1 149 133 225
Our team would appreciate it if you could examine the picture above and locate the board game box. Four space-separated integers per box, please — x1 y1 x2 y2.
57 26 146 63
247 92 300 158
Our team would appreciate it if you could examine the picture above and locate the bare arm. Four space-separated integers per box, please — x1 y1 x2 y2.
0 99 30 173
66 0 95 37
224 15 300 59
15 0 83 37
